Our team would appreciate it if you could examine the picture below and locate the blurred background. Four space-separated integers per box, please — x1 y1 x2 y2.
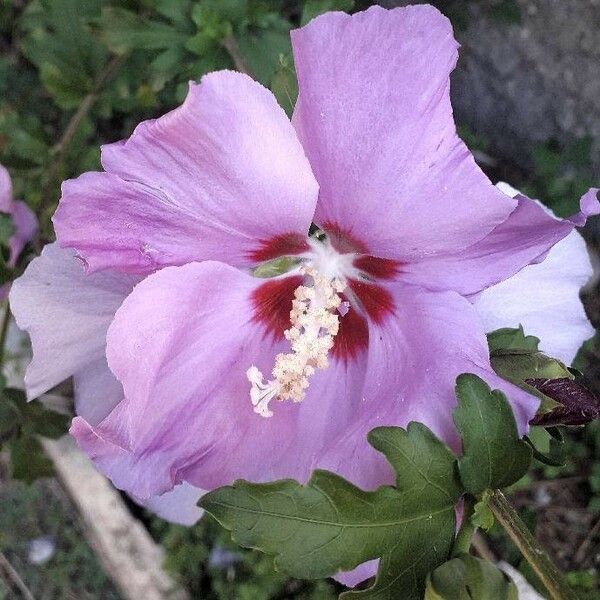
1 0 599 598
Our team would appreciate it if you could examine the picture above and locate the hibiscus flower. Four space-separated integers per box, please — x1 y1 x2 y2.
9 5 598 530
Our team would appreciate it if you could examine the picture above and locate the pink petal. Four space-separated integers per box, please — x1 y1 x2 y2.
54 71 318 274
0 165 13 212
401 189 599 295
317 283 539 490
334 559 378 588
73 358 126 425
9 244 137 402
71 261 368 499
572 188 600 226
291 5 516 260
0 165 37 275
8 200 37 266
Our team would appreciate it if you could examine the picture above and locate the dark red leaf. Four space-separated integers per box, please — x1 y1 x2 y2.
527 377 600 426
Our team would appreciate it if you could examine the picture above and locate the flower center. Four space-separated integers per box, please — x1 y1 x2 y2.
247 260 346 418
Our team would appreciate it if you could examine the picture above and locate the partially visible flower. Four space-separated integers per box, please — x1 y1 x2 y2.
9 5 599 535
8 242 203 524
0 165 37 299
475 182 596 365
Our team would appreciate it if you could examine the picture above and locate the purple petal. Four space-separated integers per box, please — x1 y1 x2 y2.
9 244 137 402
334 559 378 588
142 483 205 526
8 200 37 266
317 283 539 489
291 5 516 260
71 261 368 499
571 187 600 226
73 358 127 425
401 189 599 295
54 72 318 274
0 166 38 287
0 165 13 212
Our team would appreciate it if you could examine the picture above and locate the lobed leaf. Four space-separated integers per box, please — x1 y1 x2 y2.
454 374 531 495
527 377 600 426
202 423 462 599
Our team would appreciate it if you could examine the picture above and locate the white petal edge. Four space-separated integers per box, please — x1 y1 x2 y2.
474 184 595 365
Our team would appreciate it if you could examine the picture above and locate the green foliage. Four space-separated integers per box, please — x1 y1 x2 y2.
202 423 461 599
0 385 70 483
488 326 572 384
488 326 572 412
472 492 495 531
425 554 518 600
0 213 16 245
0 477 122 599
301 0 355 25
152 513 338 599
454 374 532 495
526 137 596 218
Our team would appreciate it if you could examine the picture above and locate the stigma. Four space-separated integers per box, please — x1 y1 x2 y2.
247 264 346 417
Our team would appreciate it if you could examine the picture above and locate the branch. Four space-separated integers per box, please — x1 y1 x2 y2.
489 489 579 600
36 54 126 249
0 550 35 600
220 34 252 76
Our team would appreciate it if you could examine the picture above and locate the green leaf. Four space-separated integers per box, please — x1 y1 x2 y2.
9 434 55 483
201 423 462 599
270 54 298 116
237 28 291 86
0 212 16 245
27 402 71 439
1 388 70 441
301 0 355 26
201 0 248 24
454 374 532 495
0 394 23 442
487 326 540 353
425 555 518 600
488 326 572 381
472 492 495 531
98 8 188 53
524 431 566 467
19 0 106 107
487 326 573 413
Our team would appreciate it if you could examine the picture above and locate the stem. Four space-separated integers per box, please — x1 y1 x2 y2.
0 303 11 367
452 495 475 557
220 34 252 76
0 550 35 600
488 490 578 600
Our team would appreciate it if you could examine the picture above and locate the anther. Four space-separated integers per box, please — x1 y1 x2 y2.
247 265 346 417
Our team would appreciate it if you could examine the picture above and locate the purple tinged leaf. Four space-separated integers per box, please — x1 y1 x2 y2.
527 378 600 426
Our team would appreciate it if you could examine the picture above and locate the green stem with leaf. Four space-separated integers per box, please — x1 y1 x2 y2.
488 489 579 600
452 495 476 557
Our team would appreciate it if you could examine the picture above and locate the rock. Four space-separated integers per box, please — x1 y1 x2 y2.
379 0 600 171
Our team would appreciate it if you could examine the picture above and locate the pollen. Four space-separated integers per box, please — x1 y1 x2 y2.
247 265 346 417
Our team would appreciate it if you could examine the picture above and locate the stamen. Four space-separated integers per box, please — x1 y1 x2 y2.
247 265 346 417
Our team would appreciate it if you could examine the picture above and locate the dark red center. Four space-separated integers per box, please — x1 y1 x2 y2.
250 227 399 363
